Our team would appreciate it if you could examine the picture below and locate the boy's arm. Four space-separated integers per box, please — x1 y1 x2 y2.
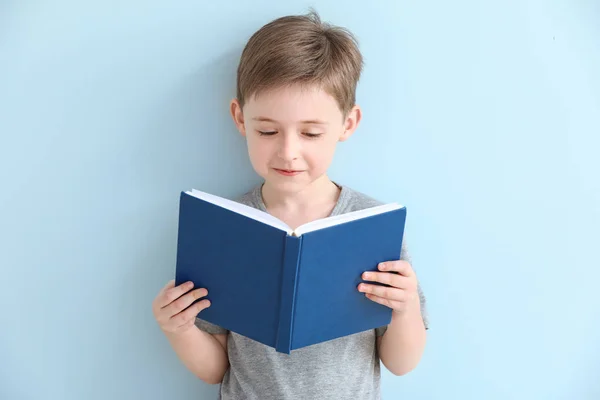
358 260 428 376
152 280 229 385
165 329 229 385
376 301 426 376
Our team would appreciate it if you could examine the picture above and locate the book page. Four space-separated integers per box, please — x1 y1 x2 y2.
187 189 292 234
294 203 403 236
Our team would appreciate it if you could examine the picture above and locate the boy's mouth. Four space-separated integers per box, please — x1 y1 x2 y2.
274 168 303 176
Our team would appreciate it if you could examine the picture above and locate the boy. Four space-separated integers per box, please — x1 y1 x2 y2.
152 11 428 400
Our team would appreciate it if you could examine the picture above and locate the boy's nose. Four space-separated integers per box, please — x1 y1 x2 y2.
277 134 300 161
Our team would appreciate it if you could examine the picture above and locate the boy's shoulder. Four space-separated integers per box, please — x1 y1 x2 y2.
335 183 384 214
235 184 263 209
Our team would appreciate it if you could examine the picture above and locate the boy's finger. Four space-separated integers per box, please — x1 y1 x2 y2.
362 271 403 288
378 261 413 277
160 281 194 308
174 299 211 326
358 283 405 302
166 288 208 316
366 295 407 314
365 293 399 310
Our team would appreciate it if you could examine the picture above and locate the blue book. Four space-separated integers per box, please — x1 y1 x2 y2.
174 189 406 354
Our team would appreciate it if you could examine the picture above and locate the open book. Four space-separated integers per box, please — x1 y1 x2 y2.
174 189 407 353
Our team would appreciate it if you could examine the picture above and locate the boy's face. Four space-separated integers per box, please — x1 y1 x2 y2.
230 84 361 193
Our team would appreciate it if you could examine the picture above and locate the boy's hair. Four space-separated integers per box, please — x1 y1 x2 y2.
236 10 363 116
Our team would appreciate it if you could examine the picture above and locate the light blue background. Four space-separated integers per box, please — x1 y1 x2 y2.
1 1 599 399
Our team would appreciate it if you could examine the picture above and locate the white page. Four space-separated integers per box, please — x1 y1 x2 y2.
294 202 403 236
186 189 292 234
185 189 403 237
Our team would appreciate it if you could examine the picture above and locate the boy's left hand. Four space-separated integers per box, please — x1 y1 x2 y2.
358 260 419 315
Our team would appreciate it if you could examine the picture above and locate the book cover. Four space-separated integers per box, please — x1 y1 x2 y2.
174 189 406 353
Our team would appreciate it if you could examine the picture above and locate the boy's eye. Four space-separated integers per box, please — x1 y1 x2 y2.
257 130 322 138
303 133 322 138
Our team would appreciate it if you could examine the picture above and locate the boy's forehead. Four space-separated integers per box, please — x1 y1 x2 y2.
244 85 342 122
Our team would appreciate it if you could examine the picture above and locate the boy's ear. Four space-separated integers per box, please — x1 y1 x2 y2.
339 105 361 142
230 98 246 136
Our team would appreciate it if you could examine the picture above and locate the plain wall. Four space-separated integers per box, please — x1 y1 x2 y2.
1 1 599 399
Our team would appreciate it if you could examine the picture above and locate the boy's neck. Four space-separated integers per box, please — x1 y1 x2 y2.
261 175 340 214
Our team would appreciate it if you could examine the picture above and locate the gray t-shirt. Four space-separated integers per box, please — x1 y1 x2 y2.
195 183 428 400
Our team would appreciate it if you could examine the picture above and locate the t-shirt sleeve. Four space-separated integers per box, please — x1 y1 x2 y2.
195 317 228 335
375 239 429 337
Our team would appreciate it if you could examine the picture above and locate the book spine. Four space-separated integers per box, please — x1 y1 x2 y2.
275 235 302 354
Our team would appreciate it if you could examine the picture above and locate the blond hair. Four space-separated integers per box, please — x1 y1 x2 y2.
236 10 363 116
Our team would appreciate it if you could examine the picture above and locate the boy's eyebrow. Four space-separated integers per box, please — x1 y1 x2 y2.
252 116 329 125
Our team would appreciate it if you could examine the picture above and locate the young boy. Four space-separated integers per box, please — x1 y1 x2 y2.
152 11 428 399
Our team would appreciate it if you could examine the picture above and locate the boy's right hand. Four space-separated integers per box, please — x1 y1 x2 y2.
152 279 211 335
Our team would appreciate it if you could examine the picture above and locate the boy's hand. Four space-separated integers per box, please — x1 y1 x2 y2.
152 279 211 334
358 261 419 315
